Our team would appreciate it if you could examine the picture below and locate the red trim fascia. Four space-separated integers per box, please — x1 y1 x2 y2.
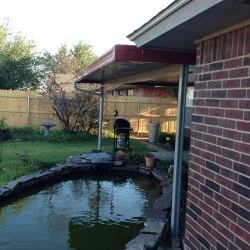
114 44 196 64
74 46 116 82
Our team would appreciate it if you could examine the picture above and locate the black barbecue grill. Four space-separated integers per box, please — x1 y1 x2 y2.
113 110 133 151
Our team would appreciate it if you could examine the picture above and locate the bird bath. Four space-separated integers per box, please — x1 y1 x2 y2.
39 121 57 135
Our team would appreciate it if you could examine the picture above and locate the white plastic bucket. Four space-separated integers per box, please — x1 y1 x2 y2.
148 122 160 143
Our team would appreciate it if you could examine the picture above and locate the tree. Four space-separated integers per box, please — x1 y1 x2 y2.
45 74 100 132
43 41 98 75
0 20 45 90
43 42 100 132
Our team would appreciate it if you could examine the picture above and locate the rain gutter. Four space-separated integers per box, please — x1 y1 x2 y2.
74 82 102 97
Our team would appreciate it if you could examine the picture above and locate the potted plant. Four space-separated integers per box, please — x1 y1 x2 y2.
144 155 158 168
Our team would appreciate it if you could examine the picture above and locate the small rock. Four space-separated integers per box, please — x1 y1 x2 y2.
126 233 159 249
15 174 37 184
159 179 171 187
0 187 11 197
144 208 168 222
140 219 166 235
153 194 172 210
114 160 124 166
172 237 181 248
3 180 20 191
81 152 113 164
163 187 172 195
50 165 66 172
139 168 151 176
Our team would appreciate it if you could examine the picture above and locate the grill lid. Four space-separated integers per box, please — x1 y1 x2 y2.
114 118 131 128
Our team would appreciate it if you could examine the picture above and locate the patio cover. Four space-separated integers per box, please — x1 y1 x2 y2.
74 44 195 86
74 44 195 151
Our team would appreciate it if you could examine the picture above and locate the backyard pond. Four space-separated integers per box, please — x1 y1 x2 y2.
0 174 162 250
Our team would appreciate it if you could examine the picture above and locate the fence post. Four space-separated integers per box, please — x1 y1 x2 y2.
27 95 30 126
137 100 141 136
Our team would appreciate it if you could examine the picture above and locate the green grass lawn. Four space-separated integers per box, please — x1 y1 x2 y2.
1 140 106 168
0 138 150 186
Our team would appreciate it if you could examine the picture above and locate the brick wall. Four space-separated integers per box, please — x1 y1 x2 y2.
185 25 250 249
133 88 176 98
113 87 176 98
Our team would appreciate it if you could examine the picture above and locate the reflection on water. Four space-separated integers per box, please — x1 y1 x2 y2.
0 175 161 250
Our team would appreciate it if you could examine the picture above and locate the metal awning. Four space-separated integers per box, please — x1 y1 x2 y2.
74 44 196 86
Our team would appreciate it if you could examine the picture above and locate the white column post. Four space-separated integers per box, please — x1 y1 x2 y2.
171 64 188 237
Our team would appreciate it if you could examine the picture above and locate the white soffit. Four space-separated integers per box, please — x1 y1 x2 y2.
127 0 223 47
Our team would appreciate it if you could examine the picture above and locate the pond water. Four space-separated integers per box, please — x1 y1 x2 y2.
0 174 161 250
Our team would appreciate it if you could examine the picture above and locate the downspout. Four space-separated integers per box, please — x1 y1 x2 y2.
74 83 102 97
171 64 188 237
73 68 104 151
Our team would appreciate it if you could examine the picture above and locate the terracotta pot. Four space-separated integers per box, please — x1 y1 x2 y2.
144 156 158 168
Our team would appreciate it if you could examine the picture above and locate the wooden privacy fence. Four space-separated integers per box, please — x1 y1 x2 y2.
0 90 177 133
104 95 177 133
0 90 63 130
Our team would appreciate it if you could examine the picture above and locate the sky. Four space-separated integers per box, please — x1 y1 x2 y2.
0 0 174 56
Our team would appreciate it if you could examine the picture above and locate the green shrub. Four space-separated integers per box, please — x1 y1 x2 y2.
102 129 114 138
125 146 152 165
157 158 175 171
158 132 167 145
0 129 12 142
0 114 8 130
41 130 94 143
158 132 176 149
0 115 12 142
126 150 144 165
157 154 189 188
10 126 43 141
9 126 98 143
167 133 176 149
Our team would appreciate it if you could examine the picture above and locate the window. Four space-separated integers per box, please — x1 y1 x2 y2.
127 89 134 96
185 86 194 128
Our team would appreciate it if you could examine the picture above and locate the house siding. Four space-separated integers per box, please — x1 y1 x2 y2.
185 25 250 249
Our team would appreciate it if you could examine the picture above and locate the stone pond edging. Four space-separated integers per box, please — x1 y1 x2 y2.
0 152 179 250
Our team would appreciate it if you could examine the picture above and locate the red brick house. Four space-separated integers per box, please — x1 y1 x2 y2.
74 0 250 249
127 0 250 249
112 85 177 98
